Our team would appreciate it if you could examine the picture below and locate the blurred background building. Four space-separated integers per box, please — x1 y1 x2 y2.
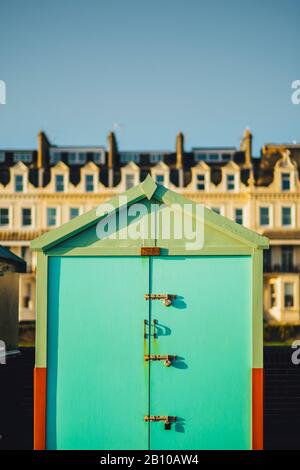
0 128 299 325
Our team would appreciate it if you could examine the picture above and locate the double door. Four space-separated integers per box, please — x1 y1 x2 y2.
47 255 252 449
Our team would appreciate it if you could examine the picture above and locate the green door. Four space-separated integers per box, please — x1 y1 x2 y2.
47 255 251 450
47 256 149 450
149 256 252 450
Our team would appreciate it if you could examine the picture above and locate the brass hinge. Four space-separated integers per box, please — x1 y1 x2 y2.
144 415 177 430
144 354 177 367
140 247 160 256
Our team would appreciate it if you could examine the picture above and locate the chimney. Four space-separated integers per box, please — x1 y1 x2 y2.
176 131 184 187
240 128 252 167
37 131 50 187
107 131 117 187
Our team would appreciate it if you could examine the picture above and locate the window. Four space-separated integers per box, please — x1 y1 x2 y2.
196 174 205 191
150 154 163 163
281 246 294 272
235 208 243 225
259 207 270 226
0 152 5 162
155 174 165 184
208 153 219 161
284 282 294 308
221 153 231 161
70 207 79 220
50 151 61 164
120 153 140 163
212 207 220 214
263 249 272 272
22 208 32 227
23 282 32 309
270 284 277 308
125 174 135 189
0 208 9 226
15 174 24 192
194 153 207 162
85 174 94 192
13 152 32 163
282 207 292 226
93 152 105 164
226 174 235 191
55 174 65 192
68 152 87 165
281 173 291 191
47 208 57 227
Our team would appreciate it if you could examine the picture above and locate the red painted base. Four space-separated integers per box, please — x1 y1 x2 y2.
252 368 263 450
34 367 47 450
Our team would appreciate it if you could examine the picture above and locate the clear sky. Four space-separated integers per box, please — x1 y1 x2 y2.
0 0 299 154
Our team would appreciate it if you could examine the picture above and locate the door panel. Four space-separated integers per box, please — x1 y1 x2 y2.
47 256 149 450
149 256 252 450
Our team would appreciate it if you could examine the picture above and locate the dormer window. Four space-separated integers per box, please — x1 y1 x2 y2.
155 174 165 184
13 152 32 163
93 151 105 164
150 154 163 164
50 151 61 164
194 153 207 162
120 153 140 164
281 173 290 191
55 174 65 192
226 174 235 191
196 174 205 191
15 174 24 192
85 174 95 192
125 174 135 189
69 152 87 165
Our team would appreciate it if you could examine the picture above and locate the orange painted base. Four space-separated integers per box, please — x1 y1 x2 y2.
252 368 263 450
34 367 47 450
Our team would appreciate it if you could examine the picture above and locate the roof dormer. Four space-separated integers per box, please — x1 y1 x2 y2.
150 161 170 187
47 161 73 193
78 161 103 193
220 160 242 192
118 161 140 190
271 150 299 192
188 161 211 192
6 161 33 193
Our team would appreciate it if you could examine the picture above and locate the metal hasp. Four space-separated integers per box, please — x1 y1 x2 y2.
144 415 177 430
144 293 177 307
144 354 177 367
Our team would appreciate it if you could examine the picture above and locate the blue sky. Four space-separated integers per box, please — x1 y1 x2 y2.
0 0 299 154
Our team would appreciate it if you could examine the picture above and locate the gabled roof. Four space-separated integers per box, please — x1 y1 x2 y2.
31 175 269 252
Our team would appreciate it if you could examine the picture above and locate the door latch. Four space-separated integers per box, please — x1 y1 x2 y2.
144 354 177 367
144 415 177 430
144 294 176 307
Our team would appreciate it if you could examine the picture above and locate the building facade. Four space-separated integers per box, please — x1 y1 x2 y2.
0 129 299 324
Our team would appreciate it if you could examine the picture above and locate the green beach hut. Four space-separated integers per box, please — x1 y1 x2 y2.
31 175 268 450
